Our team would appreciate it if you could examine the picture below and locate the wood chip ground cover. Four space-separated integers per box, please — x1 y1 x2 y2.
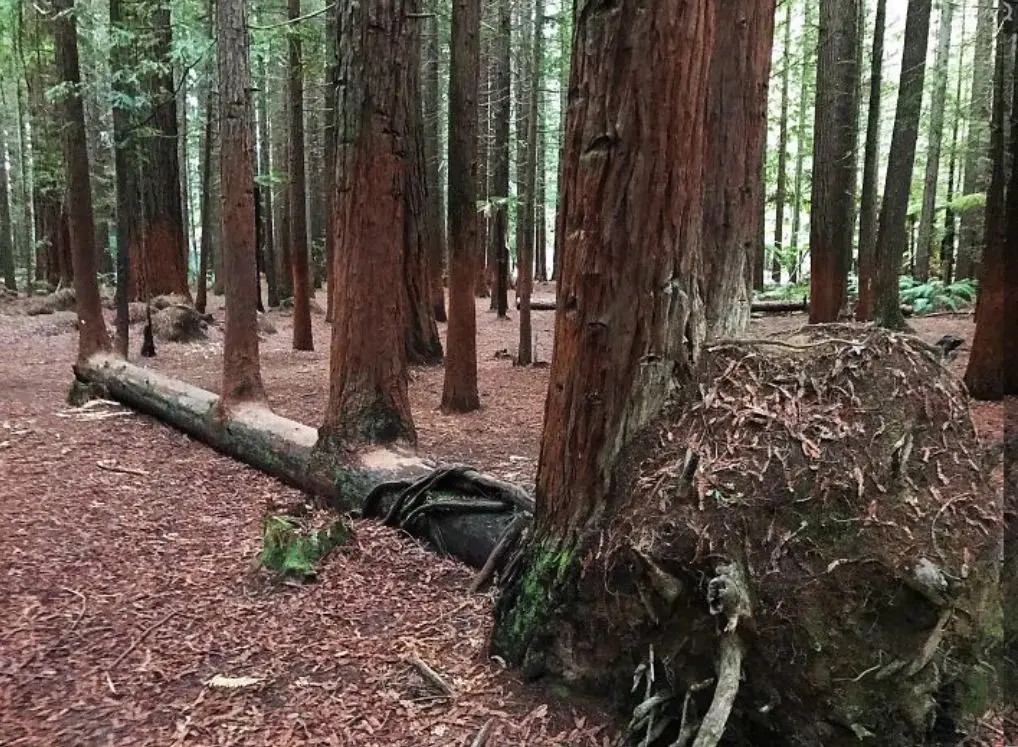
0 286 1010 745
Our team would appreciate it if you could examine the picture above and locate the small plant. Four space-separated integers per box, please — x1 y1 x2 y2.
755 281 810 302
898 276 977 314
258 514 350 580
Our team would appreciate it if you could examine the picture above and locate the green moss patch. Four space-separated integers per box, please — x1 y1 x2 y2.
258 514 350 580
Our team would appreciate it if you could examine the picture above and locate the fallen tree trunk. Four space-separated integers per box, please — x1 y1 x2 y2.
518 298 915 316
73 354 527 572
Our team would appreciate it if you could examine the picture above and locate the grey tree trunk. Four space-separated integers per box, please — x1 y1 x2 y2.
0 125 16 291
517 0 543 366
789 2 815 283
772 0 793 285
913 0 954 282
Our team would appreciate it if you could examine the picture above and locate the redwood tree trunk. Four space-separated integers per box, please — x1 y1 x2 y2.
54 0 111 363
964 22 1014 401
702 0 775 339
217 0 266 406
323 0 338 321
133 2 189 301
492 0 713 667
320 0 419 446
771 0 792 286
288 0 314 351
441 0 482 413
809 0 859 323
0 126 16 291
423 13 447 323
871 0 932 330
913 0 954 282
488 0 510 319
955 1 995 281
257 55 278 309
517 0 542 365
856 0 886 320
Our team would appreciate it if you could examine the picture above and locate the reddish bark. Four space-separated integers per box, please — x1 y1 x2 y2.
320 0 420 446
288 0 314 351
965 25 1015 401
702 0 775 339
533 0 712 535
441 0 482 413
54 0 111 362
217 0 265 406
809 0 859 323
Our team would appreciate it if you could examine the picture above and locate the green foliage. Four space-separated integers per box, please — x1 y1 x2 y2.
258 514 350 579
756 281 810 302
947 192 986 214
898 276 977 314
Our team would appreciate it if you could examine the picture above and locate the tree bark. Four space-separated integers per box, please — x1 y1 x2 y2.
423 11 447 323
702 0 775 339
15 80 36 289
196 84 214 314
257 56 278 309
809 0 860 323
323 0 338 321
217 0 266 407
492 0 713 668
514 0 532 289
914 0 954 282
872 0 932 330
789 2 815 284
855 0 886 321
964 20 1015 401
955 0 995 281
939 0 966 286
288 0 314 352
441 0 482 413
488 0 511 319
54 0 111 363
130 2 189 302
517 0 542 365
322 0 422 446
771 0 793 286
0 125 16 291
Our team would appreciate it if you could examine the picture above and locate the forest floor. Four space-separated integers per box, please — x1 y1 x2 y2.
0 283 1011 746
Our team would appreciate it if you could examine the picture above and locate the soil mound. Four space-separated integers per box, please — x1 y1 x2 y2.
570 324 1002 746
151 305 208 342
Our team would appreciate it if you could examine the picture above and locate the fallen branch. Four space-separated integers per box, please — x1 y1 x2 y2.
408 654 455 697
96 459 150 477
470 719 494 747
108 608 178 673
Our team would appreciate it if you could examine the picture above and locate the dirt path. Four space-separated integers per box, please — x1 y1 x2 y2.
0 289 1005 746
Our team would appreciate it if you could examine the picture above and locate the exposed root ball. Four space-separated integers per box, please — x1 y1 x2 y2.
548 325 1003 746
152 305 208 343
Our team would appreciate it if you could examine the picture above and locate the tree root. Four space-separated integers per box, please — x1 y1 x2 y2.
690 635 745 747
470 513 530 592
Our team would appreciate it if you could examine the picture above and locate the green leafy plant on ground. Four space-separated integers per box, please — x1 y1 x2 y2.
899 276 977 314
258 514 350 580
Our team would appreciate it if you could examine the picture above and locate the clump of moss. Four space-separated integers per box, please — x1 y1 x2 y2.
258 514 350 580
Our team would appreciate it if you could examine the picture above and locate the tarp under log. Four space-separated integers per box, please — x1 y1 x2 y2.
72 354 530 574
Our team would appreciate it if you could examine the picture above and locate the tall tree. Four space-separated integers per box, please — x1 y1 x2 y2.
423 10 447 323
702 0 775 338
939 0 966 285
217 0 265 406
914 0 954 281
257 55 279 308
964 19 1015 400
871 0 932 329
320 0 420 446
0 127 15 291
955 0 996 280
788 1 816 283
132 0 189 301
323 0 338 321
514 0 532 287
809 0 860 322
855 0 887 320
441 0 482 413
53 0 111 362
517 0 543 365
491 0 714 670
288 0 313 351
488 0 511 318
196 84 215 314
771 0 793 285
